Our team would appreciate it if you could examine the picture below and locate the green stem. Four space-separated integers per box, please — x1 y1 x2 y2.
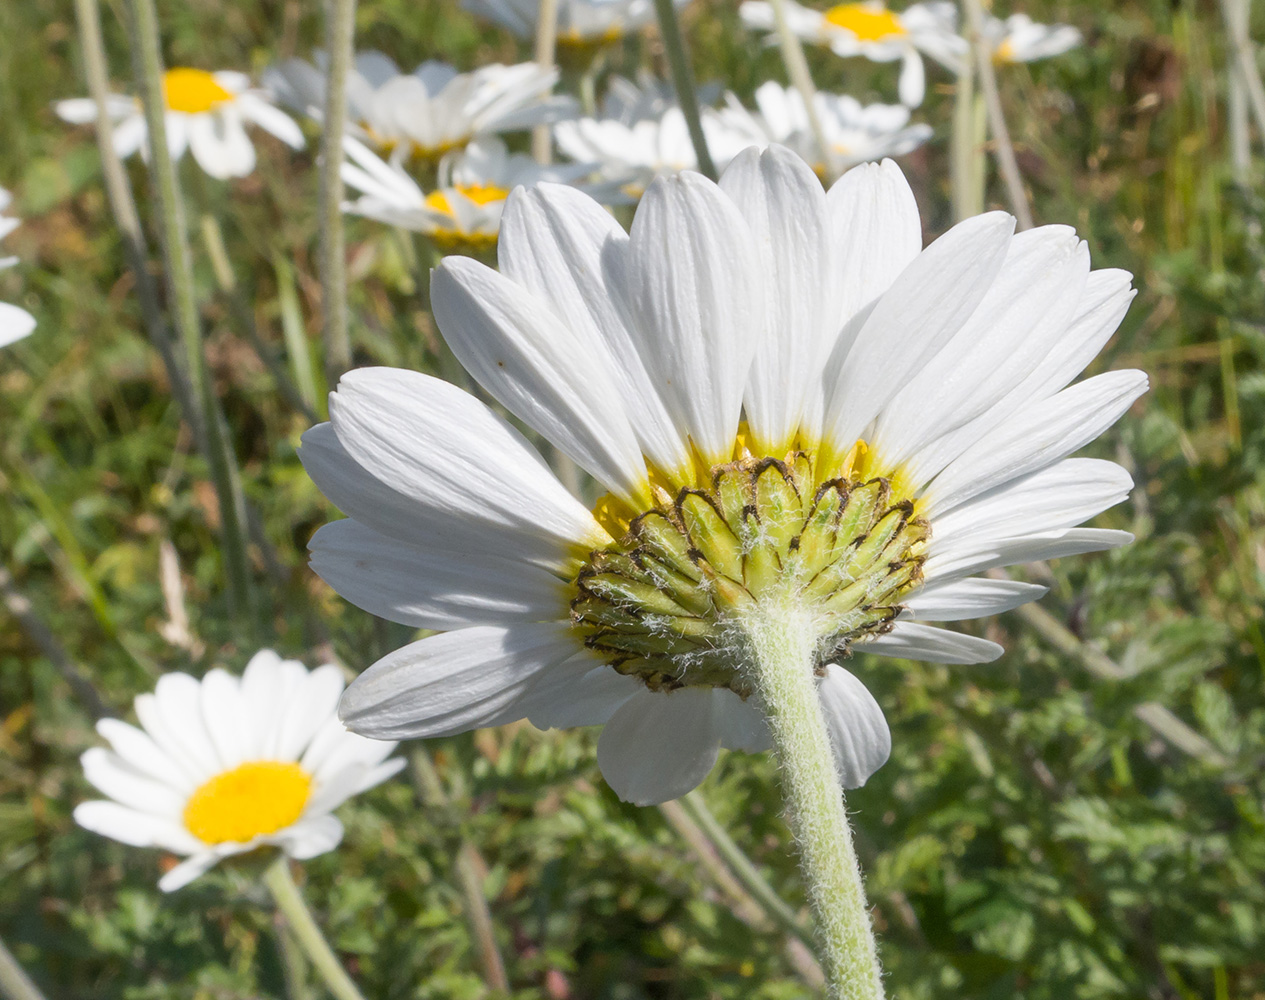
122 0 256 624
741 607 884 1000
765 0 837 180
263 858 368 1000
652 0 717 181
318 0 357 388
950 62 984 222
0 934 46 1000
532 0 560 164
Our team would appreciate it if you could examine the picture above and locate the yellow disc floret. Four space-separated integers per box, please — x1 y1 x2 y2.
162 68 234 114
183 761 312 845
425 184 511 215
823 3 906 41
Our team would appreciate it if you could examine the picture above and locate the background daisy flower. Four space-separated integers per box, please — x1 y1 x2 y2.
716 81 933 174
57 69 305 180
463 0 689 46
985 13 1083 65
0 188 35 348
303 148 1144 807
739 0 966 106
267 54 574 161
342 135 600 251
74 650 404 892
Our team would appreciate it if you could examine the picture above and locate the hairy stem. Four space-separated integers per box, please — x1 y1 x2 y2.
742 607 884 1000
263 858 368 1000
532 0 560 164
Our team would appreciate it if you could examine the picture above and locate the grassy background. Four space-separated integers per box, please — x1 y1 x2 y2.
2 0 1264 997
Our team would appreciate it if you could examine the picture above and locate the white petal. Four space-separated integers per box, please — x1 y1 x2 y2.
923 527 1133 583
238 94 306 148
931 458 1133 549
515 652 641 729
817 664 891 787
924 369 1148 515
279 814 344 859
157 852 221 892
713 690 773 753
339 623 579 740
241 652 309 760
110 115 147 159
199 669 247 770
596 687 721 805
861 622 1004 663
431 256 650 504
610 171 762 467
309 518 568 630
74 800 201 854
0 303 36 348
823 212 1015 451
719 145 833 453
95 718 193 793
80 748 185 816
497 182 689 475
903 577 1048 620
142 673 221 780
327 368 608 558
188 111 256 180
274 664 346 762
897 48 926 107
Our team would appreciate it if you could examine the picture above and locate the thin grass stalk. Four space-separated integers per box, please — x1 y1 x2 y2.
950 60 985 221
70 0 203 448
532 0 560 164
961 0 1033 229
318 0 358 387
0 935 46 1000
1229 5 1252 181
765 0 837 180
263 859 368 1000
121 0 256 624
1221 0 1265 158
652 0 717 181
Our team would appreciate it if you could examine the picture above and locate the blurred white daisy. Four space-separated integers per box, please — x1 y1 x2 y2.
302 147 1144 806
342 136 597 251
739 0 965 106
716 81 933 174
463 0 687 45
75 650 404 891
0 189 35 349
266 53 574 160
57 69 305 181
985 13 1082 65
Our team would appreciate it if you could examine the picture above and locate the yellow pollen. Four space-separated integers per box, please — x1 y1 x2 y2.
823 3 906 41
162 68 234 114
424 183 511 216
182 761 311 845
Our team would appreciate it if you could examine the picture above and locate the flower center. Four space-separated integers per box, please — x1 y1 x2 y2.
823 4 906 41
572 443 928 697
993 38 1017 63
162 68 234 114
182 761 311 845
424 183 511 215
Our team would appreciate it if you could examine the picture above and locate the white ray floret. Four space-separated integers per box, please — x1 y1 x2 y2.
57 69 304 181
341 135 599 250
266 53 574 160
74 651 404 891
740 0 965 106
716 81 933 173
0 189 35 348
304 147 1144 807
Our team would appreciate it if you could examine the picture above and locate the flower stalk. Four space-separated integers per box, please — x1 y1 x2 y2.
263 858 369 1000
532 0 560 164
652 0 718 181
318 0 358 387
0 934 46 1000
766 0 838 180
741 605 885 1000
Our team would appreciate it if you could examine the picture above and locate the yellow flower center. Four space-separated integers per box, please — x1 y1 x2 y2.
424 183 511 215
823 4 907 41
182 761 312 845
162 68 234 114
574 436 926 696
993 38 1017 63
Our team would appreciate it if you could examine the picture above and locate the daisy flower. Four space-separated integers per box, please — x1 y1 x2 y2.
74 650 404 892
716 80 933 174
739 0 966 106
342 136 599 252
0 189 35 349
266 53 574 161
302 146 1144 807
463 0 688 46
56 69 305 181
984 13 1082 66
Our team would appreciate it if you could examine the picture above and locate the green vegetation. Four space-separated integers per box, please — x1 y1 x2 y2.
2 0 1263 997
